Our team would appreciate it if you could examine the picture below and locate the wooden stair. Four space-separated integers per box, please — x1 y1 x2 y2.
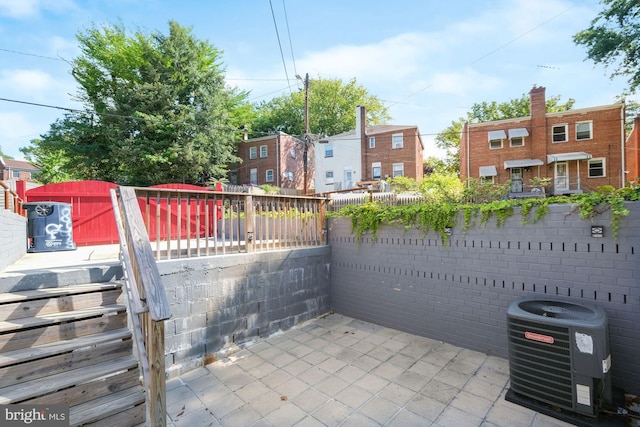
0 282 146 426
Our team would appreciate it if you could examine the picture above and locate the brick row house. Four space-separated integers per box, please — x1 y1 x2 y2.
314 106 424 194
0 158 39 182
230 132 315 193
460 86 633 196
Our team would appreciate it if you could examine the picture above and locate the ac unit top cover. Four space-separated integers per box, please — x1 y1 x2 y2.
507 297 607 328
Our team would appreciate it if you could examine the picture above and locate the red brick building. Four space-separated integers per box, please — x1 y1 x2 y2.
232 132 315 193
0 158 39 182
460 86 629 195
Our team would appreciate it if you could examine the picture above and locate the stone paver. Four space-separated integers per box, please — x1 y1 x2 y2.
169 313 581 426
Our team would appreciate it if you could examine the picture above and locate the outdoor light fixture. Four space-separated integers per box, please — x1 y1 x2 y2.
247 231 254 242
591 226 604 238
444 227 453 236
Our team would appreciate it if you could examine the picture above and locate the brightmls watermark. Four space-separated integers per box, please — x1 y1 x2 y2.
1 405 68 426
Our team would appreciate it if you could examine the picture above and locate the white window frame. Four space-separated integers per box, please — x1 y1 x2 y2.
369 137 376 148
481 176 495 185
265 169 274 182
392 163 404 177
576 121 593 141
324 145 334 158
372 162 382 180
249 146 257 159
12 169 20 178
489 139 503 150
510 137 524 147
552 124 568 143
260 145 268 158
325 170 334 184
392 133 404 149
249 168 258 184
588 158 606 178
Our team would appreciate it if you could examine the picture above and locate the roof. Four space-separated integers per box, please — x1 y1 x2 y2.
0 158 39 171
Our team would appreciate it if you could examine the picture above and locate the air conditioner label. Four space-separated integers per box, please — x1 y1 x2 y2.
524 331 554 344
576 384 591 406
603 354 611 373
575 332 594 354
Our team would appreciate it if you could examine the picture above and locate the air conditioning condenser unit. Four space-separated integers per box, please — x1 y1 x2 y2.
507 297 612 418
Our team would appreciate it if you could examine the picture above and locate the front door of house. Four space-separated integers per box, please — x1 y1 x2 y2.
554 162 569 193
510 168 523 193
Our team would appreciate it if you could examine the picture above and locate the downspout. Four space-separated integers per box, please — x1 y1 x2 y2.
620 103 626 187
466 122 470 186
276 133 281 187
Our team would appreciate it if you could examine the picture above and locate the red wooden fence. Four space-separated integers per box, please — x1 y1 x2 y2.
25 181 222 246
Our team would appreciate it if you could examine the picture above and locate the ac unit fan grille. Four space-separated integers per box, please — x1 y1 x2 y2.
508 317 573 410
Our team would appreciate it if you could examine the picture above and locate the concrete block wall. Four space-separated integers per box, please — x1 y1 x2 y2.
328 202 640 395
157 246 331 377
0 210 26 272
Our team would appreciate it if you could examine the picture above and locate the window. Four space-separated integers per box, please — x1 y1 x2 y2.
325 171 334 183
576 121 592 140
249 146 257 159
249 168 258 184
481 176 495 185
12 169 20 178
372 162 381 180
489 139 503 149
488 130 505 150
369 137 376 148
552 124 567 142
508 128 528 147
588 158 605 177
283 171 294 181
392 133 403 149
392 163 404 177
510 137 524 147
265 169 274 182
324 145 334 158
260 145 268 158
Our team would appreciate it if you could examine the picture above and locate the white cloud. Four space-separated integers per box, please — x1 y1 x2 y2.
0 69 57 98
0 0 77 18
0 0 40 18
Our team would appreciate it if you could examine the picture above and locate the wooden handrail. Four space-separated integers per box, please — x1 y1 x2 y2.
111 187 171 427
0 181 25 215
129 187 328 260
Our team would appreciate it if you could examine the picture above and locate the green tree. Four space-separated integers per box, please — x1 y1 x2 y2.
573 0 640 94
250 77 390 139
423 156 450 176
435 94 575 173
26 21 246 186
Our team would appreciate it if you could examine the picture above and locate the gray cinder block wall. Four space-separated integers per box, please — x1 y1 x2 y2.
329 202 640 395
157 246 331 377
0 210 26 272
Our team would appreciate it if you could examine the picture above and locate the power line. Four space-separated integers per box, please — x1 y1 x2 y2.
282 0 298 80
0 96 272 135
0 47 63 61
268 0 292 94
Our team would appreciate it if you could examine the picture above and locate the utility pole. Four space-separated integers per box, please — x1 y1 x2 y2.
302 73 310 195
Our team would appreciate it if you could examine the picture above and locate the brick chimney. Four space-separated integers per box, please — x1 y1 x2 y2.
529 85 547 162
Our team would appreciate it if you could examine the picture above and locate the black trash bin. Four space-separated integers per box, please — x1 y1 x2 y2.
24 202 77 253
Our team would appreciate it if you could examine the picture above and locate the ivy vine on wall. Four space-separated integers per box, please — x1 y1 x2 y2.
331 186 640 242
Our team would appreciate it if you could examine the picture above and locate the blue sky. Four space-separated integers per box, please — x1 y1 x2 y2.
0 0 632 161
